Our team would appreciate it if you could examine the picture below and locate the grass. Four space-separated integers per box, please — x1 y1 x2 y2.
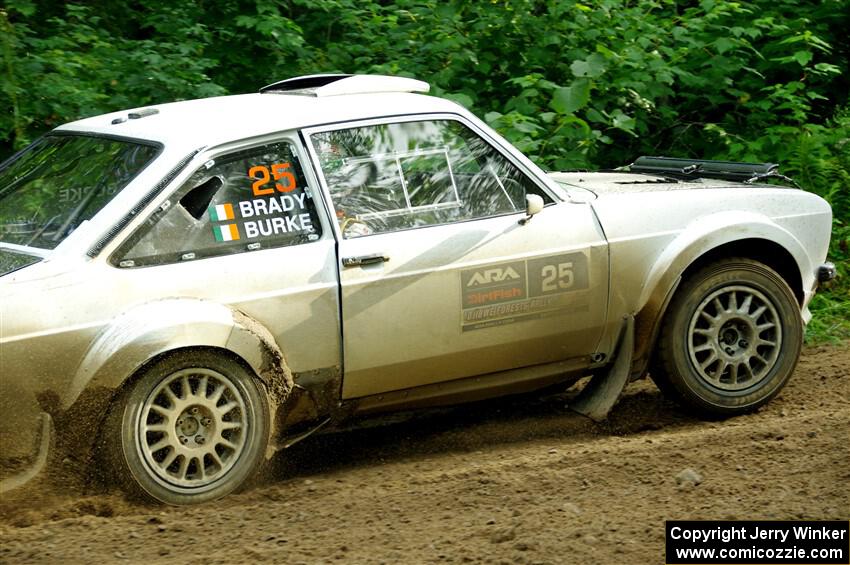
805 285 850 344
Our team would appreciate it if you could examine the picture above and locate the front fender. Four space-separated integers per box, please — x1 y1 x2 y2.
629 211 811 374
63 298 286 409
638 211 810 313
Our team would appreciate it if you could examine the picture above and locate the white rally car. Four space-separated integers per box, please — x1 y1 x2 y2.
0 75 834 504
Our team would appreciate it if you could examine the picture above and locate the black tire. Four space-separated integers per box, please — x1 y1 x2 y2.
652 258 802 416
104 350 269 505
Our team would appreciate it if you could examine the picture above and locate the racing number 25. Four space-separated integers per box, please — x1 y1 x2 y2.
249 163 296 196
541 262 574 292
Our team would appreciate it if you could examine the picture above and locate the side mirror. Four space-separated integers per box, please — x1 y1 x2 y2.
519 194 544 225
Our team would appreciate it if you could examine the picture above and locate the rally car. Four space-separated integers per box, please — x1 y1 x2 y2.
0 74 834 504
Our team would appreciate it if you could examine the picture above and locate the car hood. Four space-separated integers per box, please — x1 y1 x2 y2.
0 249 43 277
547 171 786 195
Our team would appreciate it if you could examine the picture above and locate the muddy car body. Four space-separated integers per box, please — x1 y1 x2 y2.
0 74 834 503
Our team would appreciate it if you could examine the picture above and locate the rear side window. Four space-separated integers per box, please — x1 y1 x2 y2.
116 141 321 267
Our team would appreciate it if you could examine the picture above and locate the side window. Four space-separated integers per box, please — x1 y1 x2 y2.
311 120 551 238
117 141 321 267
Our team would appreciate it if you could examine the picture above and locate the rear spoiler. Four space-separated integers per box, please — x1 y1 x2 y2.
628 156 780 183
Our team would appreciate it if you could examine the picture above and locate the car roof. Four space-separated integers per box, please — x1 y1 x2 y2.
56 77 463 152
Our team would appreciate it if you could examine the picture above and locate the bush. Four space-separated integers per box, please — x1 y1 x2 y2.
771 109 850 342
1 0 847 340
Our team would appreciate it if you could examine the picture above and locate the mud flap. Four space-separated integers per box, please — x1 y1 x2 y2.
570 315 635 422
0 413 53 494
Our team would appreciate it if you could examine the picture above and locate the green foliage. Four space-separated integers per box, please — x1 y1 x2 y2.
770 109 850 343
0 0 847 340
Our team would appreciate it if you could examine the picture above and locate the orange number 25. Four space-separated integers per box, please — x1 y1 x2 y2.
249 163 297 196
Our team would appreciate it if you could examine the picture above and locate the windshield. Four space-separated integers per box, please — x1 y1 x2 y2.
0 134 159 249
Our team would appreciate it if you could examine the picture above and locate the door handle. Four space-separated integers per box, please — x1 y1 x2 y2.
342 253 390 268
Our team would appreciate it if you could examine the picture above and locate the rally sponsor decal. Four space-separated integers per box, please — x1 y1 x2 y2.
461 252 589 331
461 260 527 308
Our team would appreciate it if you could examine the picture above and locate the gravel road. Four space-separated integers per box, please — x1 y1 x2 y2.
1 345 847 564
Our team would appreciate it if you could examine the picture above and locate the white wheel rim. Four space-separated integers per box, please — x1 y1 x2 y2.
136 368 249 490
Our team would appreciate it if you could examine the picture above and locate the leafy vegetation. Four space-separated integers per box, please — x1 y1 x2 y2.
783 109 850 342
1 0 847 341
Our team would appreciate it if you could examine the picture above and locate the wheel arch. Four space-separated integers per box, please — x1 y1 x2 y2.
105 344 261 398
64 298 293 411
632 212 810 376
676 239 802 305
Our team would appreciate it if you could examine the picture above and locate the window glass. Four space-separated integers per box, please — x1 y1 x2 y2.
118 141 321 266
0 134 159 249
312 120 550 238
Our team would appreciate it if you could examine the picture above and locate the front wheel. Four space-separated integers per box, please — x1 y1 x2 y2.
105 350 269 504
652 258 802 416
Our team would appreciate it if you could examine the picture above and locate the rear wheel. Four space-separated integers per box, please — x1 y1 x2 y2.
105 350 269 504
652 258 802 416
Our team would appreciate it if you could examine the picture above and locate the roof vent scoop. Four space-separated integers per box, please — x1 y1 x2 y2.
110 107 159 125
260 74 430 97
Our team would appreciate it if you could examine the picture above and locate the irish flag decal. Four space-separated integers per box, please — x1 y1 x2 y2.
213 224 240 242
208 203 235 222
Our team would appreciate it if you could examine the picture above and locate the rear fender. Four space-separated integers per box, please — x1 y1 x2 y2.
64 298 291 410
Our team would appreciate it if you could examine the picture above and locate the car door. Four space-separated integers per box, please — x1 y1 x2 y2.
305 116 609 399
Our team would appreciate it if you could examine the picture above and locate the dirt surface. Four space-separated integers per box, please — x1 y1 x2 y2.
1 345 848 564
